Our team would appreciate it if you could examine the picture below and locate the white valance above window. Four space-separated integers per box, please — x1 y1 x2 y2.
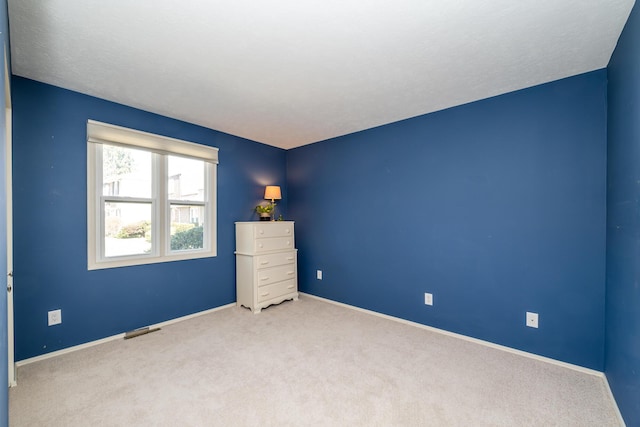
87 120 219 164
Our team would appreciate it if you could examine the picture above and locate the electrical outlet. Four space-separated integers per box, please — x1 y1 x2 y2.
526 311 538 328
48 309 62 326
424 293 433 306
316 270 323 280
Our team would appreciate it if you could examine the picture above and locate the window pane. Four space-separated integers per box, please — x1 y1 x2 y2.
170 205 205 251
104 202 152 257
102 145 152 198
168 156 205 202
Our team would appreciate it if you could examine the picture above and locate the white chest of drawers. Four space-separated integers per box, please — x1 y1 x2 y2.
235 221 298 313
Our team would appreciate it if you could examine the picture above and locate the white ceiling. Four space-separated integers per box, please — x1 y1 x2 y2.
7 0 636 149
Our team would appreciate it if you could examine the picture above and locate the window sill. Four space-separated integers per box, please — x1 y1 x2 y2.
88 250 216 270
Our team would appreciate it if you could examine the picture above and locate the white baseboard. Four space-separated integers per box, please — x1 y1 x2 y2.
300 292 603 377
15 302 236 368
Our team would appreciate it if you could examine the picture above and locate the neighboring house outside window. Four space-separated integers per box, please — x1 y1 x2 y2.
87 120 218 270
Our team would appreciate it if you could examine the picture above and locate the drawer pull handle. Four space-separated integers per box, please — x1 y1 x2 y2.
286 241 291 245
285 229 290 234
258 243 263 248
287 285 294 289
260 277 270 281
259 230 264 234
287 271 294 275
261 292 270 297
286 257 294 261
260 261 270 265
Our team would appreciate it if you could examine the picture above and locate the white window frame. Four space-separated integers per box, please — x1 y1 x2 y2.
87 120 218 270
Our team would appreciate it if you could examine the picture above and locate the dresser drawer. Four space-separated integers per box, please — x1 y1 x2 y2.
257 264 297 287
257 279 297 302
255 236 293 253
256 251 296 270
254 223 293 239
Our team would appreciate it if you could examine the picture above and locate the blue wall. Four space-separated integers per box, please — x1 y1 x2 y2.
287 70 608 370
11 76 287 361
606 2 640 425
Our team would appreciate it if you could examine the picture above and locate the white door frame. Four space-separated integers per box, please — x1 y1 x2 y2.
5 47 15 387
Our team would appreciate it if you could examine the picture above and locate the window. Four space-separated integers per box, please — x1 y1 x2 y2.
87 120 218 270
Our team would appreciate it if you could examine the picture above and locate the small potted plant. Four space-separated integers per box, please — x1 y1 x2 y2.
255 203 275 221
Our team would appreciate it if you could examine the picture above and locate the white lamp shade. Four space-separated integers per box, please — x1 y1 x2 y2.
264 185 282 201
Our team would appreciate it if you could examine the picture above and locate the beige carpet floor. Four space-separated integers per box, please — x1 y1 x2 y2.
9 295 621 426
